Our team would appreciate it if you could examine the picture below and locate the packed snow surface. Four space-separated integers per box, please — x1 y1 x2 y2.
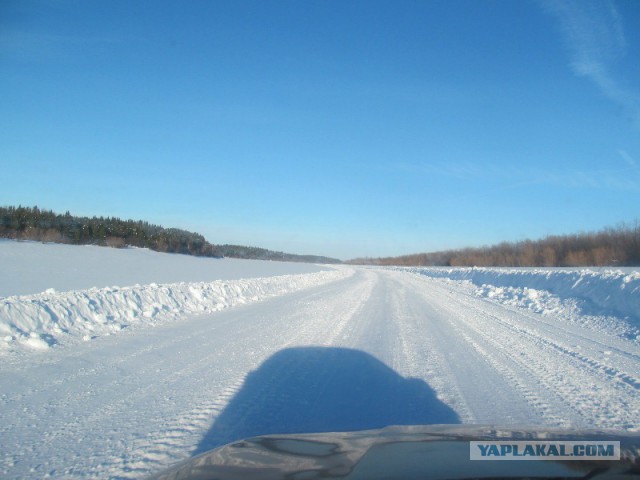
0 242 639 478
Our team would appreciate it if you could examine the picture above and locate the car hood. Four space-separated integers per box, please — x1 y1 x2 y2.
148 424 640 479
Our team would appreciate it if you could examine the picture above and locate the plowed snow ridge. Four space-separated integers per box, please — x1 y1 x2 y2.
398 266 640 341
1 269 352 353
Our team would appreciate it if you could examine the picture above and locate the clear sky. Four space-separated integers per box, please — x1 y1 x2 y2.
2 0 639 260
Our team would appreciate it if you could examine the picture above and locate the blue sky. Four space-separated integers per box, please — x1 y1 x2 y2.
2 0 639 259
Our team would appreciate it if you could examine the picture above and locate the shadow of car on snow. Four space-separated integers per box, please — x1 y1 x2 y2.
194 345 460 454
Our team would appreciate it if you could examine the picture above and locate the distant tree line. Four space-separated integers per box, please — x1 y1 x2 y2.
0 205 217 256
0 206 341 264
213 244 339 264
348 222 640 267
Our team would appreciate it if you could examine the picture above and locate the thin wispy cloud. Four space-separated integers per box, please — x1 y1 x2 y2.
540 0 640 129
618 149 636 167
0 30 70 61
395 160 640 191
617 149 640 184
0 28 128 63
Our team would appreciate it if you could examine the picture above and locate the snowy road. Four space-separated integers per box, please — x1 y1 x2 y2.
1 267 639 478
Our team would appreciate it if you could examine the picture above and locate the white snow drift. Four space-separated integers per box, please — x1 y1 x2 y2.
0 241 348 353
0 239 327 297
1 270 351 352
396 266 640 341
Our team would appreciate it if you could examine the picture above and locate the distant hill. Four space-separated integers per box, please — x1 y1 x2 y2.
0 206 341 264
347 222 640 267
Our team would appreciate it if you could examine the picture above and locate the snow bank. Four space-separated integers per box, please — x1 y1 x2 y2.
398 267 640 339
0 269 352 353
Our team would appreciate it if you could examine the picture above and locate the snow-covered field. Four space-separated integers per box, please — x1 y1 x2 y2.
0 242 341 353
0 239 328 297
1 241 639 478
